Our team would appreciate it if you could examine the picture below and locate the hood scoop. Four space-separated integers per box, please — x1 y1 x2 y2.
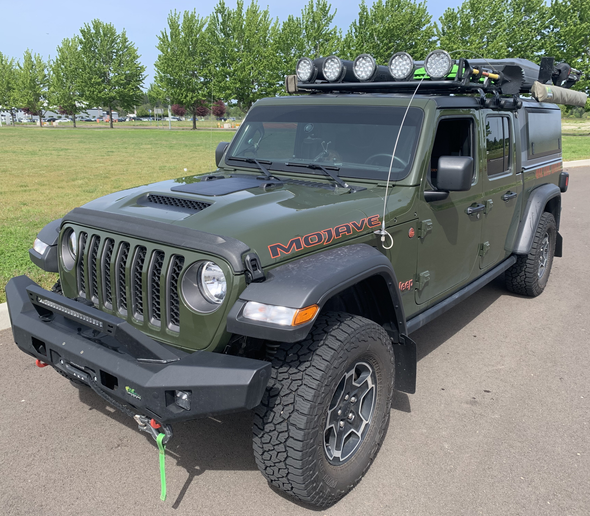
139 193 212 214
171 176 281 196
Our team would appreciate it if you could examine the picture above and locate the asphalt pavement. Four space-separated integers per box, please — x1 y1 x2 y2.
0 165 588 515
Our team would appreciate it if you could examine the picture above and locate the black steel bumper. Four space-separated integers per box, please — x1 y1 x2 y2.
6 276 271 424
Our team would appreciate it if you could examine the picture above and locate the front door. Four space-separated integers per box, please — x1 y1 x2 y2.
415 115 484 305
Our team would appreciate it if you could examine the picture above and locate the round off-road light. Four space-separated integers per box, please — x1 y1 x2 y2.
199 261 226 305
353 54 377 81
424 50 453 80
296 57 316 82
389 52 414 80
323 56 344 82
181 261 227 313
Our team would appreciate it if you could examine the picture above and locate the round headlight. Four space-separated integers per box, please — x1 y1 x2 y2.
200 262 226 304
68 230 77 257
181 261 227 313
424 50 453 80
61 228 77 270
353 54 376 81
296 57 316 82
389 52 414 80
322 56 344 82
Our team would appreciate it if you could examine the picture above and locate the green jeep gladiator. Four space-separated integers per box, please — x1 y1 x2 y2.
6 50 584 507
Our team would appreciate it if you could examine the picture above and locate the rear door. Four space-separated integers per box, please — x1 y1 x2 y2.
480 113 522 269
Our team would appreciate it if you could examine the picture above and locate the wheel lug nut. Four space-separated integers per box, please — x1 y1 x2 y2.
344 394 349 401
337 409 342 416
339 420 345 428
348 412 354 421
350 396 357 404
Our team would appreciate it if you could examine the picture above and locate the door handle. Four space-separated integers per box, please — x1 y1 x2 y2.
502 191 518 201
465 203 486 215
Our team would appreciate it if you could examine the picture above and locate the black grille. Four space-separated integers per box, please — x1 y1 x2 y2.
77 232 88 297
131 246 147 321
147 194 211 213
168 256 184 330
89 236 101 304
73 232 185 334
148 251 165 326
102 239 114 310
116 242 130 315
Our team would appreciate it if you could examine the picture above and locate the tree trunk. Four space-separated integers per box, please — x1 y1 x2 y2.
39 111 44 127
109 106 113 129
10 109 16 125
73 114 77 128
192 111 197 130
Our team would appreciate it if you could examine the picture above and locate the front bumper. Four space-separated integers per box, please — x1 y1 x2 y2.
6 276 271 424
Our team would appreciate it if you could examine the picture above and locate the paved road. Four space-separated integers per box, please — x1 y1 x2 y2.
1 166 588 516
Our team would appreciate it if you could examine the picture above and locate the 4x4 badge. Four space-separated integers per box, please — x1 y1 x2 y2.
268 215 380 259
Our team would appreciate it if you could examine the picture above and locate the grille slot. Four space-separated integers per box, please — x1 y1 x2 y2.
167 256 185 331
116 242 130 315
146 194 211 213
148 251 165 327
131 246 147 321
77 232 88 298
89 236 101 305
101 239 115 310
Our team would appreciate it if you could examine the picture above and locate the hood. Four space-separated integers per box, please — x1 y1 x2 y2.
80 173 416 266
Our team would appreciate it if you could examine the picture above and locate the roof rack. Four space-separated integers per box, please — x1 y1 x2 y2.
286 52 585 109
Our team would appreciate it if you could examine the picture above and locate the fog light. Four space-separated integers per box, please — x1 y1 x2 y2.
175 390 191 411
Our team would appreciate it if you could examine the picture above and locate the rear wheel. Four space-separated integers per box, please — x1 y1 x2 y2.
505 212 556 297
252 312 395 508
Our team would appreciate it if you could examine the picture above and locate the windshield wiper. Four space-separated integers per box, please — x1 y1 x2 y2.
227 157 281 181
285 162 351 190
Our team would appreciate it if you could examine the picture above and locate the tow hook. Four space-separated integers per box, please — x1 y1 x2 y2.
134 414 173 445
35 359 48 368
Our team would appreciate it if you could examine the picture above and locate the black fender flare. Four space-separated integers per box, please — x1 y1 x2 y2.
512 184 561 255
226 243 416 394
29 218 62 273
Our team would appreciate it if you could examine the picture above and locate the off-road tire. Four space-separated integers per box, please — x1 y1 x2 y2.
506 212 556 297
252 312 395 508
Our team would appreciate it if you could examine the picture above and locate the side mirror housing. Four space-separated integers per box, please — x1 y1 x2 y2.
436 156 473 191
215 141 230 167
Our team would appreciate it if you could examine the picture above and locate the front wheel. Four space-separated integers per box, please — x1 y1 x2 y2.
252 312 395 508
505 212 557 297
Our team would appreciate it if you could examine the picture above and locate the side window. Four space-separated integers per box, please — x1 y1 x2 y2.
486 115 511 176
430 118 474 188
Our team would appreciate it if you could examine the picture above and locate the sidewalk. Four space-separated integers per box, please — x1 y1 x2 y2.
0 159 587 332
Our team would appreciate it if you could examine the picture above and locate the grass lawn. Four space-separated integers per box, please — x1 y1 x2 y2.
0 124 588 303
0 126 233 302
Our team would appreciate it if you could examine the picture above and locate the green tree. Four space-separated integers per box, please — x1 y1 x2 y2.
342 0 435 63
17 50 50 126
78 19 145 129
0 52 18 125
436 0 510 59
547 0 590 94
274 15 307 83
208 0 281 110
300 0 341 58
50 37 85 127
154 10 211 129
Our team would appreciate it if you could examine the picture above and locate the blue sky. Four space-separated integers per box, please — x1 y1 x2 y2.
1 0 463 85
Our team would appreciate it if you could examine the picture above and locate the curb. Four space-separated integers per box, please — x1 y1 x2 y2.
0 159 587 333
0 303 9 332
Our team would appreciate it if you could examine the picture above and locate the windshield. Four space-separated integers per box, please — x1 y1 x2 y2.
226 104 423 181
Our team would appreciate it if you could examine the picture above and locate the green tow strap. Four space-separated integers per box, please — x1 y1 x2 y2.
156 433 167 501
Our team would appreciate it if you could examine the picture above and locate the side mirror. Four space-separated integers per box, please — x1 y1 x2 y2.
436 156 473 192
215 142 230 167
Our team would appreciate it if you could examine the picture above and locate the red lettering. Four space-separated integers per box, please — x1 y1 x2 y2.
334 224 352 238
367 214 381 228
303 232 324 247
268 237 304 259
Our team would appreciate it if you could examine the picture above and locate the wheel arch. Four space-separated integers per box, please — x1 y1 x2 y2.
512 184 561 255
226 244 416 393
